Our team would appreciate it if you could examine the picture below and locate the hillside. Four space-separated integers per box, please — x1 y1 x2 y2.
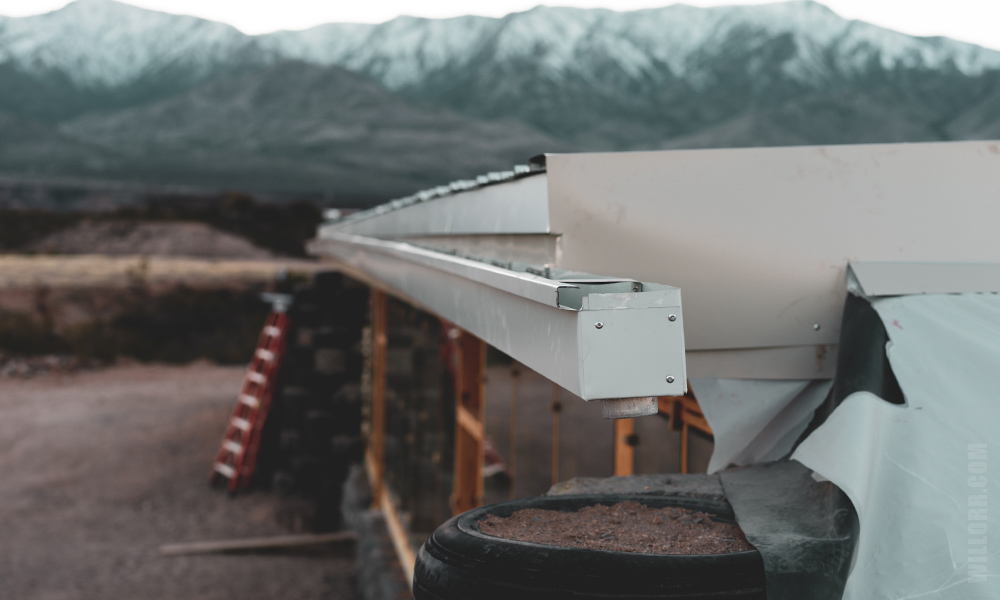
52 61 563 198
1 0 999 201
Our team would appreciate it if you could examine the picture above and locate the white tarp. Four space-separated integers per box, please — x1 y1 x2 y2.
793 293 1000 599
692 378 832 474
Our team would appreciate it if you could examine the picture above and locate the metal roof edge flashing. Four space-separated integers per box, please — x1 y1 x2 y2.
849 261 1000 298
308 232 686 415
320 160 548 237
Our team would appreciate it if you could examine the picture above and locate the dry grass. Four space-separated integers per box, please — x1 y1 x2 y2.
0 254 327 289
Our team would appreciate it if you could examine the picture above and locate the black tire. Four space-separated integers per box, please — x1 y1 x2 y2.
414 494 766 600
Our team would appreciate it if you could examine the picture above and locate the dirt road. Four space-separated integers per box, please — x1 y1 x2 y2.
0 363 357 600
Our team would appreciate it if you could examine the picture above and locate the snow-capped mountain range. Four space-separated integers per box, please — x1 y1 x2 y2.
4 0 1000 90
1 0 1000 200
0 0 256 87
263 3 1000 89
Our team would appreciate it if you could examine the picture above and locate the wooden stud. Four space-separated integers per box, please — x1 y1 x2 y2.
379 483 417 587
613 418 636 476
451 330 486 515
681 421 690 474
365 449 416 588
456 404 484 441
370 291 388 507
551 383 561 486
509 362 519 500
657 387 713 474
683 408 713 435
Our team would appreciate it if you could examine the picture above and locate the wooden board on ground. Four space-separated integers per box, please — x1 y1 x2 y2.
160 531 357 556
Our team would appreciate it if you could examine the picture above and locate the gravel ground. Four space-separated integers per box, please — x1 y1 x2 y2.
0 363 358 600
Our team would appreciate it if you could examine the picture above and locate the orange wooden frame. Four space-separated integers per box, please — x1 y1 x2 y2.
450 329 487 515
612 388 715 476
368 291 388 505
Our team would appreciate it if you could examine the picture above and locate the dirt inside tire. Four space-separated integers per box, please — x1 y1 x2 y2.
478 500 754 554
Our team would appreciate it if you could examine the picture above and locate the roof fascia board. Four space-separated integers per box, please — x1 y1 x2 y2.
686 345 836 380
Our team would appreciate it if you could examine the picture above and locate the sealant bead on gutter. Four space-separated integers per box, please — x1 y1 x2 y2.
513 164 531 175
476 175 491 185
487 171 516 183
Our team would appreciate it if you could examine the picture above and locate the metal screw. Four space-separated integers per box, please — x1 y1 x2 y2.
631 284 640 292
666 376 675 383
813 323 821 331
595 322 604 329
668 314 677 322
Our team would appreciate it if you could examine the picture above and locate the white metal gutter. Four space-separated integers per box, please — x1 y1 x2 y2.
309 232 686 416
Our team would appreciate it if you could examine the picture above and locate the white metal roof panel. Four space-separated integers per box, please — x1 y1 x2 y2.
547 140 1000 352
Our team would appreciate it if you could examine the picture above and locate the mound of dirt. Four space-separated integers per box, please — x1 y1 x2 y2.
478 501 754 555
26 220 275 259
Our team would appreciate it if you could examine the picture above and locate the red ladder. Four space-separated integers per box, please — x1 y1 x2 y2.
210 310 289 491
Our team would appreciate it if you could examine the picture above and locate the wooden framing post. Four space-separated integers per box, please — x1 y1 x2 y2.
678 399 712 474
367 291 388 506
551 383 561 486
362 291 418 586
508 362 519 500
613 418 636 476
451 330 486 515
681 419 690 475
656 388 713 474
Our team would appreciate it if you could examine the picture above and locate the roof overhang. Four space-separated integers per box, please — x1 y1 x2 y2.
314 140 1000 381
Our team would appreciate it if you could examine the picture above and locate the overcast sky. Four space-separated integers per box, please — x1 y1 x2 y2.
2 0 999 50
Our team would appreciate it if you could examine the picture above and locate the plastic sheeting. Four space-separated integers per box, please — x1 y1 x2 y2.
692 378 832 474
720 461 857 600
793 293 1000 599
